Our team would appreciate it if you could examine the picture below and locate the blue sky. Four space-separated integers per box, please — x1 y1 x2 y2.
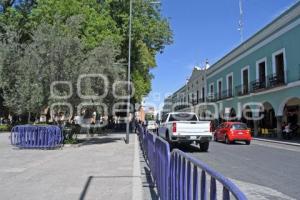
144 0 298 110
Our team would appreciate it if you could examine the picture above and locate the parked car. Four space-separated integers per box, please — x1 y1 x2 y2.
147 120 158 131
157 112 212 152
214 122 252 145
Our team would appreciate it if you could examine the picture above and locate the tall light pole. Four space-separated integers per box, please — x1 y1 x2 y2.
238 0 244 43
126 0 160 144
126 0 133 144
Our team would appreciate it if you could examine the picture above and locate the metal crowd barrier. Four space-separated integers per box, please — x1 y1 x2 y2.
170 149 247 200
145 132 157 180
137 125 247 200
11 125 63 149
154 135 171 200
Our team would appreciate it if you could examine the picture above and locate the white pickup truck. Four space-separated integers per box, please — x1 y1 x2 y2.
157 112 212 151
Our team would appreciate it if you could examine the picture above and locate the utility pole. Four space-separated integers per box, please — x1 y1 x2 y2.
126 0 160 144
126 0 133 144
238 0 244 43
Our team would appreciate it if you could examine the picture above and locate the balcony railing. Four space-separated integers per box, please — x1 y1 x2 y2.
250 79 266 92
174 104 189 111
213 90 234 101
235 84 250 96
267 72 285 88
250 71 287 93
206 95 216 102
221 89 233 99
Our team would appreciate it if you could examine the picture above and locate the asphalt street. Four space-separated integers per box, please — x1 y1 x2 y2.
179 140 300 200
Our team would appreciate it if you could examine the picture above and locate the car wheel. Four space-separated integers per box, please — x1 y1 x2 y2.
245 141 251 145
214 134 218 142
166 131 173 148
225 136 231 144
200 142 209 152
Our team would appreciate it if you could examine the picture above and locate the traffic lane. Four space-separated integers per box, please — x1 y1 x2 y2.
181 141 300 199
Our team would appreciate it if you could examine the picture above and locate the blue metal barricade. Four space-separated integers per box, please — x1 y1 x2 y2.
146 132 157 181
170 149 247 200
11 125 63 149
137 125 247 200
155 136 171 200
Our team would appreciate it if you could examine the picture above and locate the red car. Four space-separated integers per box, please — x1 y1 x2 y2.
214 122 252 145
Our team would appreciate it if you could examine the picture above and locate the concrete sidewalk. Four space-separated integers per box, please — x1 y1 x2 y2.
0 132 142 200
253 137 300 147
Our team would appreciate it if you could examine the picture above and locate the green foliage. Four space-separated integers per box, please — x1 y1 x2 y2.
0 124 10 132
0 0 173 118
29 0 122 49
104 0 173 101
145 113 154 121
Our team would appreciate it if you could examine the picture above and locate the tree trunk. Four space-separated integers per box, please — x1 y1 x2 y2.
28 112 31 124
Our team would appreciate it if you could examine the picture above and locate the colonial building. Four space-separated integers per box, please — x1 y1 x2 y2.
163 2 300 138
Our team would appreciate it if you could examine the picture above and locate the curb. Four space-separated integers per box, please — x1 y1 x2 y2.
132 134 143 200
253 138 300 147
63 143 84 148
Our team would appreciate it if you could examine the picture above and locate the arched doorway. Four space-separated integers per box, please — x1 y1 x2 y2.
199 111 206 120
223 107 237 121
258 102 277 136
241 105 254 129
282 97 300 138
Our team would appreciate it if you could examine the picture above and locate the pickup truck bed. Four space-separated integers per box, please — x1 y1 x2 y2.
157 112 213 151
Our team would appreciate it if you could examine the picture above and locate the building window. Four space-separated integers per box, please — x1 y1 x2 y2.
202 87 205 102
241 66 249 94
217 79 222 99
209 83 214 98
272 49 286 85
226 73 233 97
255 58 267 89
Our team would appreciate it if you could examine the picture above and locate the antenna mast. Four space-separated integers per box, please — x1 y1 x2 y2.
238 0 244 42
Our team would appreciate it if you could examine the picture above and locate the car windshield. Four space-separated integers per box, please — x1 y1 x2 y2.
231 123 248 130
168 113 198 122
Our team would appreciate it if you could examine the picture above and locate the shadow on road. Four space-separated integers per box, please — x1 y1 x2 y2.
172 144 202 153
78 137 122 146
213 141 247 146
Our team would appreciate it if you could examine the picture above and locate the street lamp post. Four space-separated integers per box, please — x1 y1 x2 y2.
126 0 133 144
126 0 160 144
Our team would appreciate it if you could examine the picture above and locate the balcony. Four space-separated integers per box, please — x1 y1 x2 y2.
250 71 287 93
221 90 233 100
267 73 285 88
251 79 266 92
206 95 216 102
213 90 234 101
235 85 250 96
174 104 189 111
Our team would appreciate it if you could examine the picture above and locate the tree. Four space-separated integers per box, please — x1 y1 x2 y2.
0 19 125 120
104 0 173 102
0 0 173 121
29 0 121 49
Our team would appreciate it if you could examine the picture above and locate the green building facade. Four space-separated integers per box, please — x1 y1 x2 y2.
204 2 300 137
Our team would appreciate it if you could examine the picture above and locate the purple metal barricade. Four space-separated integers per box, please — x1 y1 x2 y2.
170 149 247 200
11 125 63 149
155 136 171 200
146 132 157 181
138 125 247 200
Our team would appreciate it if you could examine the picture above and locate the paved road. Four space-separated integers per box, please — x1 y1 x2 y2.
180 140 300 200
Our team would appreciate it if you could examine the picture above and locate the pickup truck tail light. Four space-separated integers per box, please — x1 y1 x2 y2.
172 122 177 133
209 121 212 132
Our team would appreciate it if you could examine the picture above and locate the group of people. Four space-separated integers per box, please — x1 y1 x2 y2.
282 122 299 139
